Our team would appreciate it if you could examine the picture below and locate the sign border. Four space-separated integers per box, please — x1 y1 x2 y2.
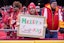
17 15 46 38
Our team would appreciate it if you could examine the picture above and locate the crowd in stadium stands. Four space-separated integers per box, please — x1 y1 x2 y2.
0 0 64 40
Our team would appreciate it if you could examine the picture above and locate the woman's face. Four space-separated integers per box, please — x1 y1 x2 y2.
29 8 36 15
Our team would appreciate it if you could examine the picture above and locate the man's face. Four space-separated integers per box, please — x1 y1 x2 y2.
29 8 36 15
51 2 57 9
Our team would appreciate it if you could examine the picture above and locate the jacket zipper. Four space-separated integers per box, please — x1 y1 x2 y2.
52 12 54 30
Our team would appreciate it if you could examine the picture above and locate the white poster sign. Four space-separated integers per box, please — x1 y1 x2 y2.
17 15 46 38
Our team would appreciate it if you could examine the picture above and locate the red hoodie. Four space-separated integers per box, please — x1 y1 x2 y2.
27 2 38 15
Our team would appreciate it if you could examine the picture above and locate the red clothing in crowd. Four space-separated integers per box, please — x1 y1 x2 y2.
42 3 62 30
1 10 10 24
10 10 22 29
0 19 7 39
0 20 4 28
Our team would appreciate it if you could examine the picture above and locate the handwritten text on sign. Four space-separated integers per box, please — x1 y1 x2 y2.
18 15 45 38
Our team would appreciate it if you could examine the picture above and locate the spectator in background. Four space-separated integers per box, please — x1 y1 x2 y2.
22 6 27 14
42 0 63 38
0 6 10 29
59 6 64 38
36 6 41 16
